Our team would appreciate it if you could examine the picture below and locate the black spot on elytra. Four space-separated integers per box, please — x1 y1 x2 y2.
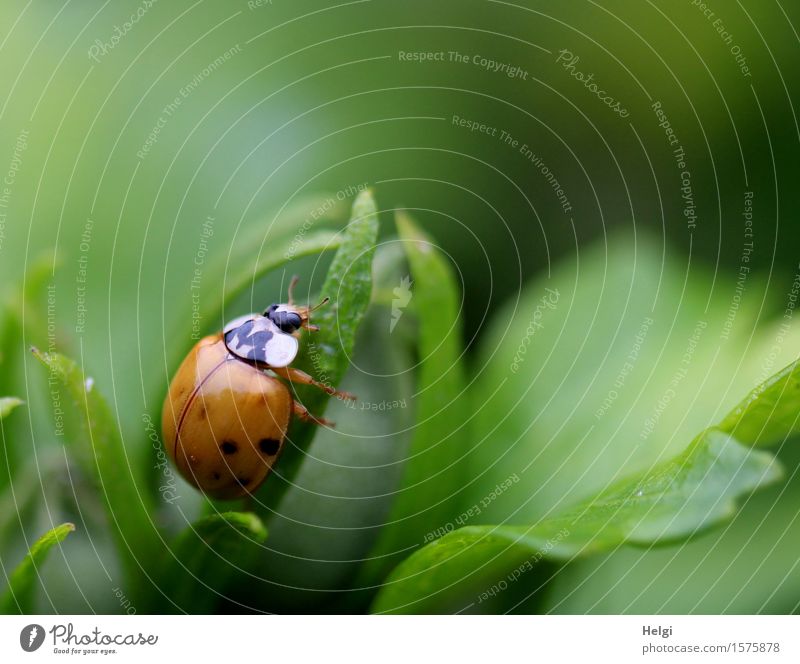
196 406 206 419
259 438 281 456
237 477 251 486
212 472 221 481
221 440 238 455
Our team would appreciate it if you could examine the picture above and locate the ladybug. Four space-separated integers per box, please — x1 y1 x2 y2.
162 277 353 499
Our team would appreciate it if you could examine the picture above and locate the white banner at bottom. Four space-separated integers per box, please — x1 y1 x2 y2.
0 615 797 663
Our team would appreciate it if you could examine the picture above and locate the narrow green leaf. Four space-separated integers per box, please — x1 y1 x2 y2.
372 429 780 613
161 512 267 613
198 194 348 336
359 213 468 584
1 251 59 492
0 397 23 420
299 189 379 385
0 454 62 553
202 229 344 335
719 357 800 447
256 189 379 510
0 523 75 614
31 349 161 597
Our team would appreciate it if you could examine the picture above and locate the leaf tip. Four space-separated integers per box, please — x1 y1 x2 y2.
352 188 378 220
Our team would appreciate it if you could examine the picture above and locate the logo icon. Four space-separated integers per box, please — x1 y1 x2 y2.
20 624 45 652
390 275 413 333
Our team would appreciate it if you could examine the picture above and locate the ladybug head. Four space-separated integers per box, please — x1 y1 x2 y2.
263 276 329 334
264 304 303 333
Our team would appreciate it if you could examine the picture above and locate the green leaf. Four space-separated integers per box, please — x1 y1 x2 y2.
0 523 75 614
162 195 348 374
256 189 379 511
31 349 162 598
462 233 778 527
202 229 344 335
161 512 267 613
719 357 800 447
359 213 468 584
0 454 62 555
229 247 418 612
0 253 58 467
372 429 780 613
545 442 800 614
0 397 23 420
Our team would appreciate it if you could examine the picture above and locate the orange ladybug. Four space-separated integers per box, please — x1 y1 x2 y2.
162 277 353 499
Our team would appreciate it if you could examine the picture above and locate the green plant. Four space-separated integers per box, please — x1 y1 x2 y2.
2 196 800 614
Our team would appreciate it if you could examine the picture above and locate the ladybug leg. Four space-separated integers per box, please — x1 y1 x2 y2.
271 366 356 401
292 400 334 427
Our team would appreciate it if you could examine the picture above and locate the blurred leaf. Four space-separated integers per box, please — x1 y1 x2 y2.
463 233 776 526
719 357 800 447
372 429 780 613
256 189 379 511
31 349 161 598
0 453 63 557
359 213 468 584
161 512 267 613
0 397 23 420
0 318 25 494
0 522 75 614
0 252 56 491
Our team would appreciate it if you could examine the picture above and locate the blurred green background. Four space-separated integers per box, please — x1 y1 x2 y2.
1 0 799 613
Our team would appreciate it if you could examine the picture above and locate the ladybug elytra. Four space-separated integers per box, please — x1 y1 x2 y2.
162 277 353 499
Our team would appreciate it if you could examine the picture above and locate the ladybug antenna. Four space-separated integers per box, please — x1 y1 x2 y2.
303 296 329 332
310 296 330 312
287 274 300 305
